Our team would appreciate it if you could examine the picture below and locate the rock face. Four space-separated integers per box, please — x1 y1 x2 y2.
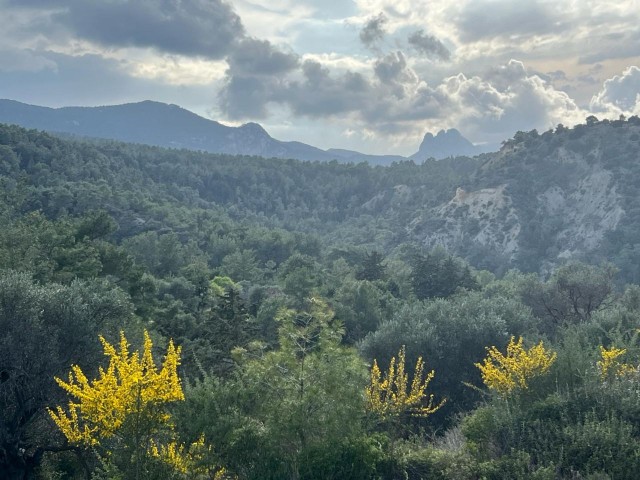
410 185 521 260
539 170 624 258
410 128 488 161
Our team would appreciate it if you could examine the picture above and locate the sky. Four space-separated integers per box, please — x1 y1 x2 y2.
1 0 639 156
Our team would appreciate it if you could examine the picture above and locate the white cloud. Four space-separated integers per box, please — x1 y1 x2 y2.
437 60 587 141
127 56 228 86
590 66 640 116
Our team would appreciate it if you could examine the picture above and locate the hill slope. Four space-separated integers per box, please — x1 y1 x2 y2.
410 118 640 277
2 117 640 280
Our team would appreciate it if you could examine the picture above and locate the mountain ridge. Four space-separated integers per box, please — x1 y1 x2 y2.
0 99 486 164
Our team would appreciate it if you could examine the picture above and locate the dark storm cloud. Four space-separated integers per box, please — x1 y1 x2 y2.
407 30 450 61
286 60 373 117
359 13 388 48
374 51 408 84
218 74 271 118
218 37 301 118
219 59 376 120
372 50 421 101
227 38 299 76
7 0 245 59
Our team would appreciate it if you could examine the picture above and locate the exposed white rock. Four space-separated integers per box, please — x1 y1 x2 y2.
414 184 521 259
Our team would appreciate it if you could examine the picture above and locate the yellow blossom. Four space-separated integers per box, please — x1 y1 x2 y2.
365 345 445 420
48 330 184 446
475 336 556 396
597 345 636 379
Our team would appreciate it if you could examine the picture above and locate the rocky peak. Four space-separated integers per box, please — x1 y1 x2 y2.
411 128 480 161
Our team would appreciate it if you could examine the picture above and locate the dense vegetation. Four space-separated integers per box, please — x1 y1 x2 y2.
2 120 640 479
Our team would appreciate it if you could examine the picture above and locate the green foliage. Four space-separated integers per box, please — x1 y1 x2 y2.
361 289 534 416
520 262 616 328
400 445 478 480
410 250 479 301
356 250 386 281
0 271 132 477
178 298 370 479
4 120 640 478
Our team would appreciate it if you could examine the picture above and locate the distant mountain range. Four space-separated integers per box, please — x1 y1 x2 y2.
0 99 489 163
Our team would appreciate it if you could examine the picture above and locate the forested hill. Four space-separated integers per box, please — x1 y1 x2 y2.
416 115 640 280
1 116 640 280
5 119 640 478
0 121 476 252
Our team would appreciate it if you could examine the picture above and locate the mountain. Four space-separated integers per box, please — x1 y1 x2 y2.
410 128 490 160
0 99 405 165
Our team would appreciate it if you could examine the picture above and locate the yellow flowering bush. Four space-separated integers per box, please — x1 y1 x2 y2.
48 330 184 446
475 336 556 396
366 345 444 420
149 434 231 478
597 346 636 379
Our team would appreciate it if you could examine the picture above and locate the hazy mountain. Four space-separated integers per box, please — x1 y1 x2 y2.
0 99 407 165
410 128 491 160
326 148 407 166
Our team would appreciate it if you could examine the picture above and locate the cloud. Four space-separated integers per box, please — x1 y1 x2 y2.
590 66 640 116
374 51 408 83
219 52 586 147
6 0 245 59
407 30 450 61
287 60 374 117
578 31 640 64
373 51 419 100
359 13 388 47
452 1 561 43
0 50 218 110
218 38 305 119
227 38 299 76
218 74 272 119
438 60 586 141
0 49 57 73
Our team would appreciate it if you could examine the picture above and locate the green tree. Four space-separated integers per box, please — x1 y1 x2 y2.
356 251 386 281
521 262 616 328
0 271 131 479
48 331 200 480
181 297 369 479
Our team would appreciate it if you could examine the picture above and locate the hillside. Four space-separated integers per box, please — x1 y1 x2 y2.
1 116 640 281
411 117 640 278
4 118 640 479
